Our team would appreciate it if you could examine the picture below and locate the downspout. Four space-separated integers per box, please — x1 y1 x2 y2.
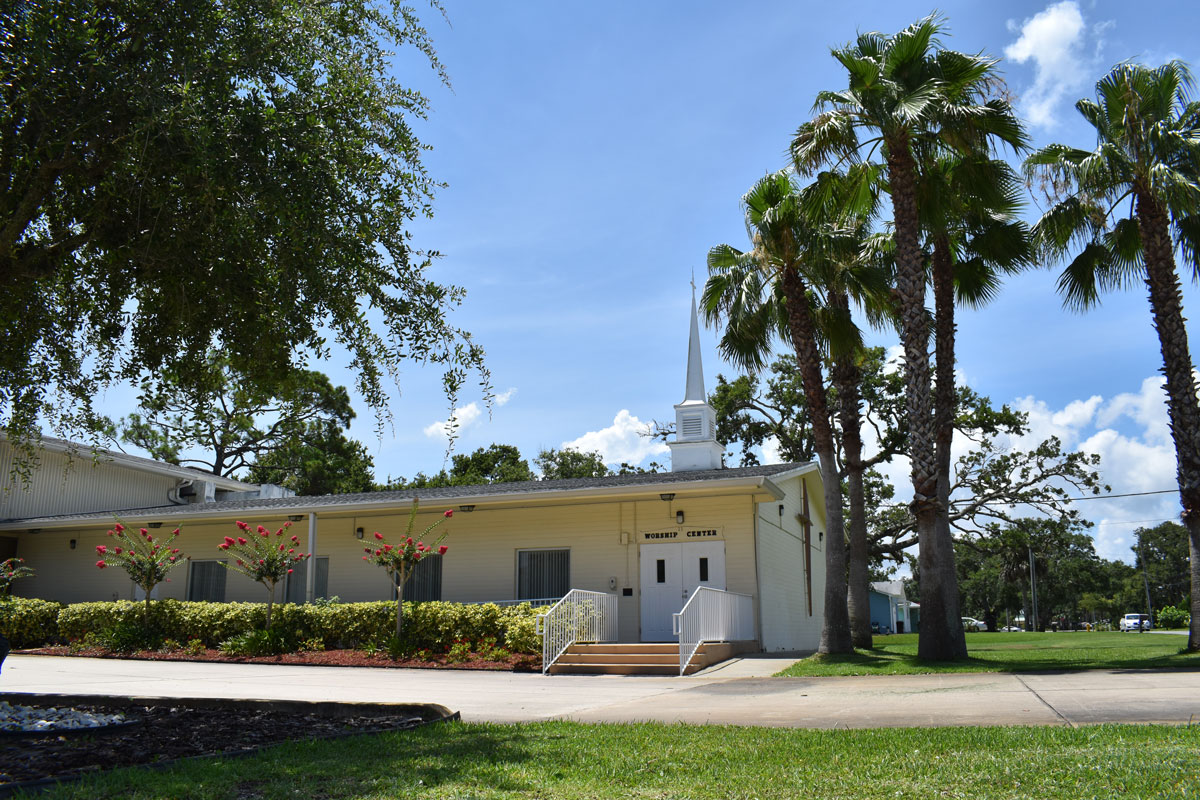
751 494 764 652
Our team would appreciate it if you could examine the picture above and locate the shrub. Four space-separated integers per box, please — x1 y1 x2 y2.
48 599 545 653
0 597 62 648
1157 605 1191 629
219 627 296 657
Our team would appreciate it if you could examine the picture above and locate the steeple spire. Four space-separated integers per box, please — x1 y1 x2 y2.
683 280 705 403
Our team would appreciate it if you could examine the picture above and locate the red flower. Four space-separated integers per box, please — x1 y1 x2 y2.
438 545 448 555
237 537 247 545
405 537 413 546
140 528 149 535
374 532 384 540
96 545 107 554
96 560 106 569
114 547 123 554
257 525 267 534
114 523 125 533
364 547 371 553
383 544 392 552
223 536 235 545
287 569 293 574
172 528 180 535
283 521 293 528
414 552 423 561
375 549 382 556
107 529 114 536
260 529 270 537
443 509 453 518
237 559 244 566
290 535 299 543
218 543 230 550
236 521 249 531
362 556 369 561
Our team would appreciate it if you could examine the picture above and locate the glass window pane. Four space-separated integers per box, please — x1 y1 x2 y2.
187 561 227 602
402 555 443 602
286 557 329 603
517 549 569 600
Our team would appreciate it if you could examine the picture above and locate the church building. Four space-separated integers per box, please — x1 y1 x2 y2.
1 291 828 655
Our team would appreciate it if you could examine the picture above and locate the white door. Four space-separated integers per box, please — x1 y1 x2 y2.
640 544 682 641
639 542 726 641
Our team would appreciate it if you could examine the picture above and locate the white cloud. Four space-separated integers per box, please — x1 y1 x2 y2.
1004 1 1090 128
760 436 783 465
422 388 517 440
1095 376 1170 445
562 410 669 466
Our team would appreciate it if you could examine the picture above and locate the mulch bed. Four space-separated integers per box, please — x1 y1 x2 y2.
0 696 449 793
19 645 541 672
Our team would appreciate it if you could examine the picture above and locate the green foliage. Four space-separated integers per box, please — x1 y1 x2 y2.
0 596 62 648
91 616 164 654
1134 522 1192 611
1158 605 1191 629
382 443 535 489
219 627 298 657
248 419 376 495
362 500 452 637
52 599 544 653
0 557 35 595
535 448 611 480
1 0 488 462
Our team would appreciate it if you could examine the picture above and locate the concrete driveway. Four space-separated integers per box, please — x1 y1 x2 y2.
3 654 1199 728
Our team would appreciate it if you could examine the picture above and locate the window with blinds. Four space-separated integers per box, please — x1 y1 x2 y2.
187 560 227 602
284 557 329 604
516 548 569 600
398 555 443 602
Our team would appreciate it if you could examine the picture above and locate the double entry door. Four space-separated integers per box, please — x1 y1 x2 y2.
639 541 726 641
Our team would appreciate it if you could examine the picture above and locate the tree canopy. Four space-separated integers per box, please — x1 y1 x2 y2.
535 448 611 480
1 0 487 457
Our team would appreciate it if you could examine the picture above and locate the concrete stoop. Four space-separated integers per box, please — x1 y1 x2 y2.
547 641 757 676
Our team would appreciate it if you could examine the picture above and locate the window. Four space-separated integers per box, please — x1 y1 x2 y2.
188 560 227 602
398 555 443 602
656 559 666 583
517 548 569 601
285 557 329 604
699 557 709 582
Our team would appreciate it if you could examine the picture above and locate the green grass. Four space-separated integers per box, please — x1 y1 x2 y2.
777 631 1200 677
24 720 1200 799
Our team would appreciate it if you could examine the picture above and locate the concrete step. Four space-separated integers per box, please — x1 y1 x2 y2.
565 643 678 655
548 661 681 676
555 652 679 666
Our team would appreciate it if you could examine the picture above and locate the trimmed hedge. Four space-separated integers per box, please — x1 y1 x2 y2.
0 597 63 648
13 598 546 653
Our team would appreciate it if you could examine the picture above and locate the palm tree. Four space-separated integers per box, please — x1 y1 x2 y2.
702 170 872 654
1027 61 1200 651
792 16 1027 660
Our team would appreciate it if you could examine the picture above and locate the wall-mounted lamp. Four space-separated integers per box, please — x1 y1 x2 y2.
27 528 41 535
147 522 163 529
778 505 785 517
355 527 364 540
69 538 76 550
459 505 475 513
659 493 675 502
288 515 305 522
818 531 824 542
676 510 685 525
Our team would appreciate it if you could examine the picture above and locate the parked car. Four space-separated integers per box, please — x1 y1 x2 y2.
1000 625 1022 632
1120 613 1152 632
962 617 987 632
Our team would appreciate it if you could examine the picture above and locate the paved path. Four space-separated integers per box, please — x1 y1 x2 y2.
3 654 1199 728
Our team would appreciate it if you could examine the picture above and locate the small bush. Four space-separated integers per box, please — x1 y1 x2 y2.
0 597 62 648
220 627 296 657
1157 605 1191 629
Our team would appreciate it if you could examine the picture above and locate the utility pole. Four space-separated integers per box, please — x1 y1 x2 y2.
1028 544 1039 633
1138 535 1154 622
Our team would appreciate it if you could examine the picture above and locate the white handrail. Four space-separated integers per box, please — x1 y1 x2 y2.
672 587 755 675
535 589 618 674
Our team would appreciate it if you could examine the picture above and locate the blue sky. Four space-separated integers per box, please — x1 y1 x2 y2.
103 1 1200 563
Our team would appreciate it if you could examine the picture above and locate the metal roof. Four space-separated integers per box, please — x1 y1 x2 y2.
2 462 816 528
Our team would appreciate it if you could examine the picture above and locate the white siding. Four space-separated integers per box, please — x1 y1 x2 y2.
755 472 826 651
0 445 178 520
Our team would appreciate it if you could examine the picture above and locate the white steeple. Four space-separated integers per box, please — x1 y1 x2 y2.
669 280 725 472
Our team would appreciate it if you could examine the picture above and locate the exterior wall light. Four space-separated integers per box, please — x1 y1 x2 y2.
355 527 364 540
147 522 163 529
69 539 76 550
659 493 675 502
288 515 305 522
676 510 685 524
459 505 475 512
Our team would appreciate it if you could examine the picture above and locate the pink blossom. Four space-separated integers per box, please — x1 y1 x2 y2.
261 529 270 537
257 525 267 534
96 545 107 555
443 509 453 518
438 545 448 555
375 549 382 556
114 547 123 554
413 552 423 561
96 560 106 569
374 532 384 540
237 537 246 545
290 535 299 543
223 536 235 545
236 521 249 531
140 528 149 535
172 528 180 535
218 543 229 550
114 523 125 533
287 569 293 574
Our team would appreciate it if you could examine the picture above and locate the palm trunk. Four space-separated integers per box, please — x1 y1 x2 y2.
781 268 852 654
1135 194 1200 652
931 240 968 640
887 141 966 661
830 294 872 650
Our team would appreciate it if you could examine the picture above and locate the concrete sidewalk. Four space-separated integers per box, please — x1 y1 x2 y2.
3 654 1199 728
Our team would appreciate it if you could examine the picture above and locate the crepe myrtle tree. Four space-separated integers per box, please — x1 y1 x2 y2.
0 558 35 596
95 523 185 620
363 501 452 638
219 521 309 629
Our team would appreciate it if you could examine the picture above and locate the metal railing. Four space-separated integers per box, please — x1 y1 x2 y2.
672 587 755 675
468 597 561 608
535 589 619 674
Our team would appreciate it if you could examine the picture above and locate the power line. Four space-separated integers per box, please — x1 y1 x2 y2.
880 488 1179 509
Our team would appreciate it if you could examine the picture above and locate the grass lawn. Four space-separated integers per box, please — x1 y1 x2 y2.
777 631 1200 677
26 720 1200 800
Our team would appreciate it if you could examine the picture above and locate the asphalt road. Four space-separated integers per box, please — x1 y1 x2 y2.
4 654 1199 728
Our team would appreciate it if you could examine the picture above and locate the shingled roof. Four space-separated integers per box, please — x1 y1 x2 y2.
2 462 816 528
